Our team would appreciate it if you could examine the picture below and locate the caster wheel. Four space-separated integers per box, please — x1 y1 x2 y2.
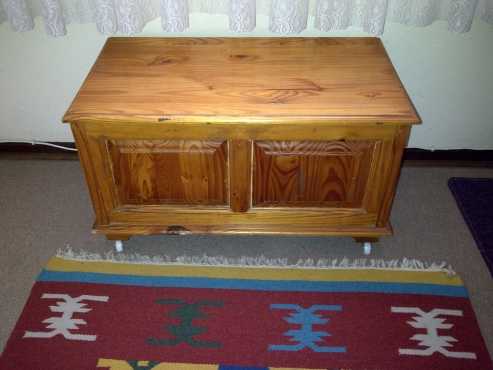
115 240 124 253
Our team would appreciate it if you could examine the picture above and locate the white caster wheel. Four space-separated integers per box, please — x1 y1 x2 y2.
115 240 124 253
363 242 372 255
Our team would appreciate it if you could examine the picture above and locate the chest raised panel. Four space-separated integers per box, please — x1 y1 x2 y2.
107 139 228 206
253 140 376 208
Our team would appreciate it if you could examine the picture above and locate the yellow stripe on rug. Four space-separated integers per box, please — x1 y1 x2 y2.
46 256 463 286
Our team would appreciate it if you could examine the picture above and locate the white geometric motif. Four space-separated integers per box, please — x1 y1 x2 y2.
24 294 109 342
391 307 477 359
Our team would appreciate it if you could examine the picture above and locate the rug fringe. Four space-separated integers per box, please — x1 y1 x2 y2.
56 246 456 275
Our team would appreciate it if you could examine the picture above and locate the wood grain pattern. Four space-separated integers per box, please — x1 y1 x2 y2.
65 37 419 241
253 140 375 208
83 120 400 140
108 139 228 205
70 120 405 238
96 223 392 238
63 37 420 124
377 125 411 226
71 122 117 225
229 140 251 212
109 207 376 227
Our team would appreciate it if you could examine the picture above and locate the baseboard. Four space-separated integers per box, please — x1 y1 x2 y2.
403 148 493 167
1 143 493 166
0 142 78 160
0 142 76 152
404 148 493 161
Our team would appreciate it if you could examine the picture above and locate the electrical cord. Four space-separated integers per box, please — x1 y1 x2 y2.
0 140 78 152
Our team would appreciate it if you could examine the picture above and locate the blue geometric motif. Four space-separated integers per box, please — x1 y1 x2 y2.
269 304 346 353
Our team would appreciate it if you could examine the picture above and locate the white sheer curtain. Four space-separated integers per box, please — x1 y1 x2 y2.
1 0 492 37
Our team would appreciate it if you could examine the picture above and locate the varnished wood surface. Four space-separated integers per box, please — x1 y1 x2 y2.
229 140 251 212
83 120 400 140
109 206 375 226
65 38 416 240
95 223 392 238
377 125 411 226
108 139 228 205
70 119 406 238
253 140 374 208
64 37 419 124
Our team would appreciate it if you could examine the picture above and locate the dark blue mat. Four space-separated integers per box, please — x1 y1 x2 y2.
448 177 493 276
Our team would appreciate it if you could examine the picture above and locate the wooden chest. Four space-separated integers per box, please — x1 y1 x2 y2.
63 37 420 249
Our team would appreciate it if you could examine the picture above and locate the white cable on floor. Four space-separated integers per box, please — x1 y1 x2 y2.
0 140 78 152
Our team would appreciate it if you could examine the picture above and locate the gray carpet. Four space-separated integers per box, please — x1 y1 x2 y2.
0 159 492 358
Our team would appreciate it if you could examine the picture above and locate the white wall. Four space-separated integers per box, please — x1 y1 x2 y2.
1 14 492 149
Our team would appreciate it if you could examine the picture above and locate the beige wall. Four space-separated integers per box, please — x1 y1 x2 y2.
1 14 492 149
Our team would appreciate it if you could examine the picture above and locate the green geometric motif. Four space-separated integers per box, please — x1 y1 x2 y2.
126 360 162 369
147 299 223 348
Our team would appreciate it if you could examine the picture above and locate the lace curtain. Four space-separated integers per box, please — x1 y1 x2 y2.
1 0 492 37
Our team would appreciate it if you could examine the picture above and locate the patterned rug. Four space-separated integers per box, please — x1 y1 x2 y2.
1 255 492 370
449 177 493 276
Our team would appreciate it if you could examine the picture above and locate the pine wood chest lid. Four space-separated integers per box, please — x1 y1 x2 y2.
63 37 420 124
